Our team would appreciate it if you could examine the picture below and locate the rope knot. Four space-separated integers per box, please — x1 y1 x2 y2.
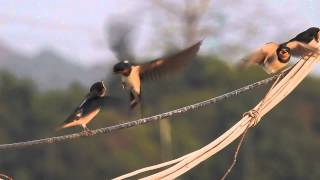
243 109 260 127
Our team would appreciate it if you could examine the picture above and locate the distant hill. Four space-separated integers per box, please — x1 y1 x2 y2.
0 42 109 90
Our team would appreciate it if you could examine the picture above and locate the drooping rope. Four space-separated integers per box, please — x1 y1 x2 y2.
0 73 283 151
114 54 319 180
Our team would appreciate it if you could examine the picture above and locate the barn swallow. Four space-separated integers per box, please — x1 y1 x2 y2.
113 40 202 110
289 27 320 49
57 81 115 133
240 40 319 74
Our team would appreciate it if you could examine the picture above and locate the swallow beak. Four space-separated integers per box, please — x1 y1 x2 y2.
113 70 121 74
113 68 130 75
113 65 123 74
280 50 286 55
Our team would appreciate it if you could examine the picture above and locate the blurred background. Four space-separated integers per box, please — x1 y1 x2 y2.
0 0 320 179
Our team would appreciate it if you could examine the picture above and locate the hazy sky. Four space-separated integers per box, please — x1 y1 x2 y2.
0 0 319 66
0 0 143 65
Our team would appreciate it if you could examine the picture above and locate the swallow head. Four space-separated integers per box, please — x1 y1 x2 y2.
90 81 107 97
113 60 132 76
277 45 291 63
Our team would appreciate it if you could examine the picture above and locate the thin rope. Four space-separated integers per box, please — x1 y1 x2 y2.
220 123 250 180
0 73 284 151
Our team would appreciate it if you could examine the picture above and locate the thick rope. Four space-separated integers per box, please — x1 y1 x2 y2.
0 73 283 151
114 54 319 179
142 56 318 180
220 69 285 180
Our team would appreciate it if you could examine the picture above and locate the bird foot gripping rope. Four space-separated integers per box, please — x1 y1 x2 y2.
114 54 320 180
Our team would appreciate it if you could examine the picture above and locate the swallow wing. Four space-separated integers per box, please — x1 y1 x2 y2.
240 42 281 67
138 40 202 81
286 41 319 57
63 93 96 124
239 48 268 67
289 27 319 44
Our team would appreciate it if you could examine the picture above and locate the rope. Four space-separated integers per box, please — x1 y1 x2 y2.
114 54 319 179
220 67 286 179
0 73 284 151
242 69 285 127
220 123 250 180
242 109 260 127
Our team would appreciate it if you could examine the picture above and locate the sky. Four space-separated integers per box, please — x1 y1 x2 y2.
0 0 319 66
0 0 144 66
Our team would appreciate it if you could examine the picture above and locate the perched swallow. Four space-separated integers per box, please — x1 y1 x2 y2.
289 27 320 49
57 81 116 132
113 40 202 109
240 40 319 74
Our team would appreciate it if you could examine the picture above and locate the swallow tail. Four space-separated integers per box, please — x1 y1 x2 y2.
55 125 64 131
55 121 75 131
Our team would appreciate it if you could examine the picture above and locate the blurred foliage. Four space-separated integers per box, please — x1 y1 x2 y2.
1 56 320 180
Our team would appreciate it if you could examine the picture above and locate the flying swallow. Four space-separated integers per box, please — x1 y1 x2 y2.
289 27 320 49
57 81 116 133
240 40 319 74
113 40 202 110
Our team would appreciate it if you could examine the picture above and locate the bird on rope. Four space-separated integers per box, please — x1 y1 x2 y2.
0 73 282 151
56 81 121 134
240 27 320 74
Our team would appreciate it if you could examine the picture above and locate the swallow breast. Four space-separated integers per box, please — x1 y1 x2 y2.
122 66 141 94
